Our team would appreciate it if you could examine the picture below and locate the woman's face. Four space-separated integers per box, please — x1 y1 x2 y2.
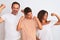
43 13 48 20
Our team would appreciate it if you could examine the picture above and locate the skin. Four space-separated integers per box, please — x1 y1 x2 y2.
11 4 20 15
37 13 60 40
51 13 60 25
0 4 6 13
17 11 42 31
41 13 49 25
41 13 60 25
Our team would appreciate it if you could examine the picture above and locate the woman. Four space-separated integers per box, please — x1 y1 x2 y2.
37 10 60 40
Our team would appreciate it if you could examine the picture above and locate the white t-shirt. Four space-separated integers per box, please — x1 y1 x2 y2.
1 13 21 40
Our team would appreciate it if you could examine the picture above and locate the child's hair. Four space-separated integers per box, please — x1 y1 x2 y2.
24 7 32 15
37 10 48 23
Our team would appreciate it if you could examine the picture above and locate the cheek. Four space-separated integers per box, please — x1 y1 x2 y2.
43 16 47 20
30 14 32 17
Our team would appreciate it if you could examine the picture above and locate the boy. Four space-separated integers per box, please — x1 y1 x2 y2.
17 7 42 40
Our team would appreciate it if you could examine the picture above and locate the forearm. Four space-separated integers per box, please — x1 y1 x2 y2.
37 19 42 30
0 8 3 13
0 4 6 13
35 17 42 30
55 14 60 21
0 17 4 23
17 17 24 31
17 21 21 31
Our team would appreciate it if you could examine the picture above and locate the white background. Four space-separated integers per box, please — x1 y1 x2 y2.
0 0 60 40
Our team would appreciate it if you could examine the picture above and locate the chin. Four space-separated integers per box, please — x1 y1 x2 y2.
29 17 32 19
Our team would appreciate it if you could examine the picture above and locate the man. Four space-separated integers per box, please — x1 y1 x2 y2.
0 2 21 40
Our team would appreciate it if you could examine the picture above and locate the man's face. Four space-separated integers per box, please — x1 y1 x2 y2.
11 4 20 15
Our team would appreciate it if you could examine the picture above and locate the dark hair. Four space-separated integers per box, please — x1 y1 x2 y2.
24 7 32 15
12 2 20 7
37 10 48 23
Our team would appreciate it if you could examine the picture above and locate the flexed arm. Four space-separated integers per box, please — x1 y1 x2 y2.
0 4 6 13
51 13 60 21
33 16 42 30
0 4 6 23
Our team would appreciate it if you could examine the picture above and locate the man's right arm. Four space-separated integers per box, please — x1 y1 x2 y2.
0 4 6 13
0 17 4 23
0 4 5 23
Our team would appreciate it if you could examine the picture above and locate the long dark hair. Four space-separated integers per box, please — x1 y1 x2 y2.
37 10 48 23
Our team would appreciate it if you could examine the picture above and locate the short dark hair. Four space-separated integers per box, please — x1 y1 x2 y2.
24 7 32 15
12 2 20 7
37 10 48 23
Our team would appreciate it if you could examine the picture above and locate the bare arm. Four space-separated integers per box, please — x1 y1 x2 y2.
33 16 42 30
51 13 60 21
17 16 24 31
0 17 4 23
17 20 21 31
0 4 6 13
0 4 5 23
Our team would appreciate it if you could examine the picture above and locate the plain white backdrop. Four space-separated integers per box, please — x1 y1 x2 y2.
0 0 60 40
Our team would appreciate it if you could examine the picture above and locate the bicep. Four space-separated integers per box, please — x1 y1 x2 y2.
0 17 4 23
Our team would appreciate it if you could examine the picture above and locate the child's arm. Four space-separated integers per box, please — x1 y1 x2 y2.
33 16 42 30
0 4 6 13
36 36 40 40
17 16 24 31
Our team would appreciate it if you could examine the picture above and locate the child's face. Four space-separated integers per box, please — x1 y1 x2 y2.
25 12 32 19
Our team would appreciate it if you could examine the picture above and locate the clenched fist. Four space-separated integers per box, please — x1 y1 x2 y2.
0 4 6 13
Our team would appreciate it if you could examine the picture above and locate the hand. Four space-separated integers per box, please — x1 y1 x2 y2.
51 13 57 16
0 4 6 9
21 10 24 13
20 16 25 22
0 4 6 13
33 16 38 21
